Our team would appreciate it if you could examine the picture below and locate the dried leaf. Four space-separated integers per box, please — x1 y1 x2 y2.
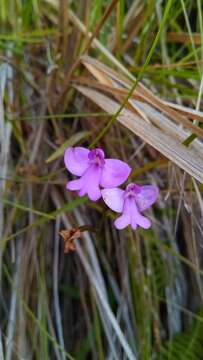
60 228 81 253
75 84 203 183
60 225 96 253
81 55 203 140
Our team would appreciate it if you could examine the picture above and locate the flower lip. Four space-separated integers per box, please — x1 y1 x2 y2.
124 183 141 198
88 148 105 167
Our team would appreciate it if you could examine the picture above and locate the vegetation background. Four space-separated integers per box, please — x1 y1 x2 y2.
1 0 203 359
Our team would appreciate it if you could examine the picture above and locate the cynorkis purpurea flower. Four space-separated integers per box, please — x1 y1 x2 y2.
101 183 159 230
64 147 131 201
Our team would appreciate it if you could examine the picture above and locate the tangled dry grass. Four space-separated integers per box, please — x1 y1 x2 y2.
1 1 203 359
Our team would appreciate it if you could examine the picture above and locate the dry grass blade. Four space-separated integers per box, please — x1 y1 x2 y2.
75 84 203 183
167 32 202 44
163 101 203 122
81 55 203 139
0 330 4 360
75 242 137 360
0 64 12 238
52 190 136 359
73 76 203 154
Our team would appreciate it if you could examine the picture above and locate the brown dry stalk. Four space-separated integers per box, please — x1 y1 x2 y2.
167 32 202 44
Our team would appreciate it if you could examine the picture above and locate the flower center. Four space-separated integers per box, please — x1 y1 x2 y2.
88 148 105 167
124 183 141 199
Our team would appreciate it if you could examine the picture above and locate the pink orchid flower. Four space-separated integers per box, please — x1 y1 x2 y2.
101 183 159 230
64 147 131 201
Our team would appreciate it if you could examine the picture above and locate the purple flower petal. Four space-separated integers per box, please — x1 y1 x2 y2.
114 214 130 229
101 188 124 213
131 210 151 229
66 178 84 191
127 198 151 229
86 166 102 201
135 185 159 212
66 164 102 201
71 165 101 201
100 159 131 188
64 147 90 176
130 218 138 230
78 188 86 197
87 186 101 201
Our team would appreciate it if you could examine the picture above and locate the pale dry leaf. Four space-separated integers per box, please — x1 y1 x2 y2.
81 55 203 140
75 84 203 183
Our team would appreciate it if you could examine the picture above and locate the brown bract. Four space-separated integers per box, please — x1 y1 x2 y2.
60 228 81 253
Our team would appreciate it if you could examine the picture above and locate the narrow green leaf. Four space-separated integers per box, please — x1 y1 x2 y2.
3 196 88 243
2 198 55 219
46 131 90 163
